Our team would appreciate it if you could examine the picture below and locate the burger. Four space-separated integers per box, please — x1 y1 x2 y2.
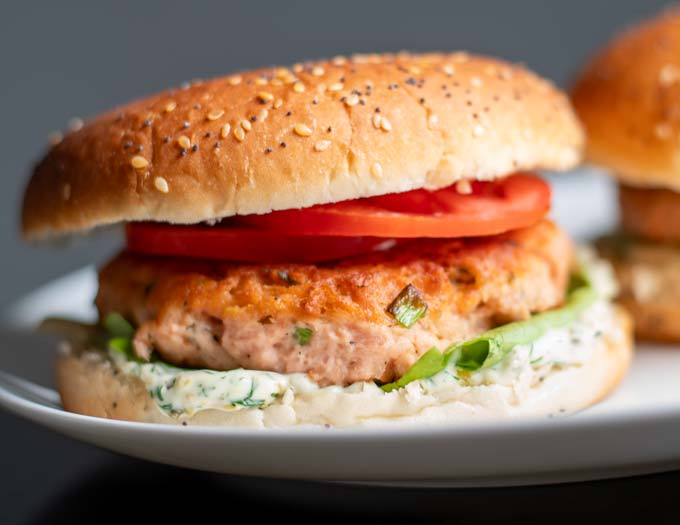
571 9 680 342
23 52 632 428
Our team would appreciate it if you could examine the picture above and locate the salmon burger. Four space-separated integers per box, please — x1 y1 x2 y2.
23 52 631 428
572 9 680 342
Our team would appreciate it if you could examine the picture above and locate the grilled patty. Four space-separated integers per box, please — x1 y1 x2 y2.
96 219 572 386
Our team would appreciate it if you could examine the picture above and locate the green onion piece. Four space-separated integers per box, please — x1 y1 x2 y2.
381 273 598 392
294 326 313 346
104 313 134 339
278 270 299 286
387 284 428 328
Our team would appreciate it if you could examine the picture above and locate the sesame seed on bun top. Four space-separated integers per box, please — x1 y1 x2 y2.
571 9 680 190
22 52 583 239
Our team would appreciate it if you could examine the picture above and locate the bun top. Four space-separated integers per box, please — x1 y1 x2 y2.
571 9 680 190
23 52 583 239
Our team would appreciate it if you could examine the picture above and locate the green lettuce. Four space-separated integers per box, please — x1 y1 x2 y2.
381 273 598 392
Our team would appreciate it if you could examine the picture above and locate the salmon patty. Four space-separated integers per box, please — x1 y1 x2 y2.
96 219 572 386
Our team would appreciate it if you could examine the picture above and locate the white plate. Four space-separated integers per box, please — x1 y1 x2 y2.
2 170 680 487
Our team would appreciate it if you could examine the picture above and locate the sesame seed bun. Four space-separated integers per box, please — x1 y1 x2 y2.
55 305 631 428
571 9 680 190
22 52 583 239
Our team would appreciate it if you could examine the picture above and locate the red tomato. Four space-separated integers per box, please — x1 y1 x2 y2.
235 173 550 238
126 223 403 263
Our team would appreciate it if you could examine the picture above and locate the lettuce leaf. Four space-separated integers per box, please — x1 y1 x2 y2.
381 273 598 392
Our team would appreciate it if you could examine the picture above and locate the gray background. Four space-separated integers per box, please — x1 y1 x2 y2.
0 1 676 523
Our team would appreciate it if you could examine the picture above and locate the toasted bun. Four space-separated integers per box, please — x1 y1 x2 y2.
55 306 631 428
571 9 680 190
23 52 583 239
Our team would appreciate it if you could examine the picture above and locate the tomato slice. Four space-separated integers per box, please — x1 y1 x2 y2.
126 223 403 263
235 173 550 238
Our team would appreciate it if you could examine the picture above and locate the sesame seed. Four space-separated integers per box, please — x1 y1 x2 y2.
294 123 313 137
177 135 191 149
180 148 187 156
332 55 347 66
292 63 304 73
273 99 283 109
227 75 242 86
471 76 483 88
48 131 63 145
372 114 382 128
259 109 269 121
255 77 268 86
68 117 84 132
455 180 472 194
452 52 469 63
275 67 291 78
659 64 680 86
329 82 344 92
345 93 360 106
293 82 305 93
143 118 153 127
371 162 383 178
428 114 439 129
130 156 149 169
312 66 325 76
164 101 177 113
154 176 169 193
655 122 672 140
207 109 224 121
499 67 513 80
182 121 190 129
271 78 283 86
380 117 392 131
443 64 455 76
408 66 421 75
240 119 252 131
221 123 231 138
314 139 331 151
472 124 485 137
234 126 246 142
258 91 274 103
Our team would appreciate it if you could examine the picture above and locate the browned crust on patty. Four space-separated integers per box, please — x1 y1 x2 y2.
599 236 680 342
96 219 572 385
619 184 680 243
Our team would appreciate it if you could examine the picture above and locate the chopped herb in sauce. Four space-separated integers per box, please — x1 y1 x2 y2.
387 284 428 328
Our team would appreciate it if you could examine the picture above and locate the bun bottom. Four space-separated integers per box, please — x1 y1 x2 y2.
56 306 632 428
